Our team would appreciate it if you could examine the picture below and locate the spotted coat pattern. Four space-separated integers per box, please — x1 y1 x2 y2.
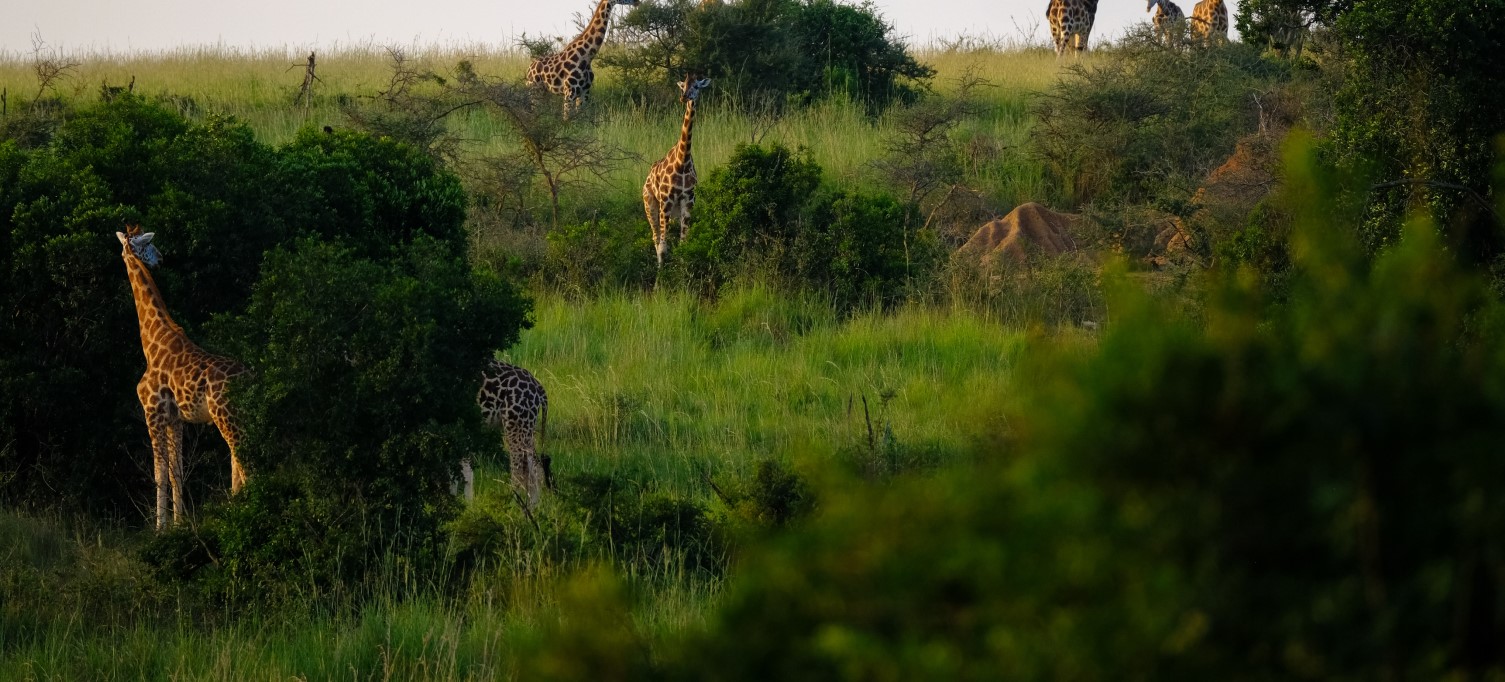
1190 0 1229 45
118 227 248 530
524 0 639 118
474 359 549 508
1148 0 1187 43
1047 0 1100 58
643 77 711 266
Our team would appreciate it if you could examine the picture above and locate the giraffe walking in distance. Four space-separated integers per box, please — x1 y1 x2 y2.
1147 0 1186 44
1047 0 1100 58
644 76 712 266
525 0 641 118
1190 0 1229 45
116 227 249 530
474 359 550 509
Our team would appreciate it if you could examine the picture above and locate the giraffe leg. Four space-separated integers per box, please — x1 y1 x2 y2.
166 420 186 525
657 202 675 264
644 191 665 266
679 193 693 241
145 408 172 530
505 425 540 510
210 397 247 494
460 457 475 501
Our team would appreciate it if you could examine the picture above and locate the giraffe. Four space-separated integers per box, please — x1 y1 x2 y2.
643 76 712 267
1047 0 1100 58
524 0 641 119
116 227 249 530
473 359 550 509
1147 0 1186 44
1190 0 1229 45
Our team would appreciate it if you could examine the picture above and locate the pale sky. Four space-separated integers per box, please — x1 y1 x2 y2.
2 0 1239 56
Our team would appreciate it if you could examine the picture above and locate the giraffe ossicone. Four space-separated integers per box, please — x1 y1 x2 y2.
524 0 641 119
473 359 550 509
117 226 249 530
644 76 712 267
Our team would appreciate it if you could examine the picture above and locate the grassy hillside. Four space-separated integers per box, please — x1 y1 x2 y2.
0 289 1034 679
0 45 1075 209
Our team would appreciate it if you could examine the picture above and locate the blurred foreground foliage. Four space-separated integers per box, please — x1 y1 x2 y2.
517 139 1505 679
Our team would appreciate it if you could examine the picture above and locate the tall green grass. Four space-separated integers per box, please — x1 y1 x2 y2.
0 289 1028 680
0 45 1080 209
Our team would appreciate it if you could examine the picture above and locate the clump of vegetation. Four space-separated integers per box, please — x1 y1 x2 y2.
1032 29 1289 205
604 0 933 112
676 142 940 311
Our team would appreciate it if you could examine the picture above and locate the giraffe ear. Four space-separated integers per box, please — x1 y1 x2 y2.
697 78 712 89
676 80 687 91
116 231 129 246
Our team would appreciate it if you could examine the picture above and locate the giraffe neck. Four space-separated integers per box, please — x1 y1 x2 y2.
674 98 697 162
567 0 617 62
122 255 188 364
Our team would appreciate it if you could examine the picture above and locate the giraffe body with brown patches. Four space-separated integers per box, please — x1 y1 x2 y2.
116 228 248 530
525 0 640 118
1190 0 1229 45
1047 0 1100 58
1148 0 1187 43
644 76 712 266
473 360 549 508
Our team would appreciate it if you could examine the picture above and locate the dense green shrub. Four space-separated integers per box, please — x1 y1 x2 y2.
544 218 656 295
678 143 937 310
1031 31 1287 206
604 0 931 111
1327 0 1505 262
274 127 469 259
177 237 530 598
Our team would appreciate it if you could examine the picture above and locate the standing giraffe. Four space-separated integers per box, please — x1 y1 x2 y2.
643 76 712 266
116 227 248 530
1190 0 1229 45
1147 0 1186 43
1047 0 1100 58
525 0 641 118
473 359 549 509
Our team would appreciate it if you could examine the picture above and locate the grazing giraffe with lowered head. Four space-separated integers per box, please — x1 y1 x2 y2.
525 0 641 119
1190 0 1229 45
643 76 712 266
472 359 550 509
1147 0 1186 43
116 227 249 530
1047 0 1100 58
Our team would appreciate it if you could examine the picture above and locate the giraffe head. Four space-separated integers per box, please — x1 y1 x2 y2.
117 226 162 267
677 76 712 104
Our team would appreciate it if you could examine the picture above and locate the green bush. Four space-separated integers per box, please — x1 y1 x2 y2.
605 0 931 112
678 143 937 310
1031 31 1287 206
177 237 530 598
1328 0 1505 262
544 218 656 295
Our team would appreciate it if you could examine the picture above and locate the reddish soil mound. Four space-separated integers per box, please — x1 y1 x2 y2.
1194 135 1277 208
958 202 1078 266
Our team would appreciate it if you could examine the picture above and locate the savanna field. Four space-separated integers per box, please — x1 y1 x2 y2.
3 0 1505 678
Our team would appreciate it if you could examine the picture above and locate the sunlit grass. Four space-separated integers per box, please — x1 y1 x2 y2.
0 44 1085 209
